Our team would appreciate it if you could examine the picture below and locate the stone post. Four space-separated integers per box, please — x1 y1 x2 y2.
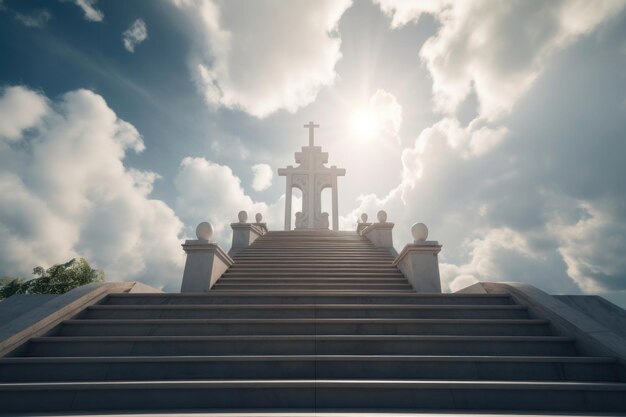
393 223 442 293
229 210 264 257
360 210 397 256
181 222 233 293
253 212 268 234
356 213 372 234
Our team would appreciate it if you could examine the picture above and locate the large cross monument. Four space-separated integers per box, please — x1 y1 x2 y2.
278 122 346 231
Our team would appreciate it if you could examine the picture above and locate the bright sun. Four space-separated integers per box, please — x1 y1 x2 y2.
350 108 380 140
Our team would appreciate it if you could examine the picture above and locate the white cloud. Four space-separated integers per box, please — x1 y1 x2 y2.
71 0 103 22
401 117 507 184
350 89 403 145
337 4 626 300
359 0 626 299
0 86 184 289
445 273 479 293
376 0 625 119
375 0 448 28
460 228 538 277
172 0 352 118
15 9 51 28
209 137 250 160
174 157 266 242
251 163 273 191
339 187 404 232
123 19 148 53
174 157 291 245
548 200 626 293
370 90 402 142
0 86 48 142
338 113 571 294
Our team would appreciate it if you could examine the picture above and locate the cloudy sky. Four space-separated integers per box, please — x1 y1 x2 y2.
1 0 626 304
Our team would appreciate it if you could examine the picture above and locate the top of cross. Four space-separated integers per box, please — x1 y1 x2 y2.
304 121 319 147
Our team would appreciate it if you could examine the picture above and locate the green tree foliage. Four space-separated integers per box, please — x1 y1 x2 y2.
0 258 104 300
0 277 27 299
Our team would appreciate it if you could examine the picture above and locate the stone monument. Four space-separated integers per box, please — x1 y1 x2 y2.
2 124 626 415
278 122 345 230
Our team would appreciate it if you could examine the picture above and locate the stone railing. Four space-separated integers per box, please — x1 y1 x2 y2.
358 211 443 293
180 211 268 293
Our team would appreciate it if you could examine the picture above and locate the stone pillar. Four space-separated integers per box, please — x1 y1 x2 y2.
361 210 397 256
332 176 338 231
181 222 233 293
284 175 292 231
393 223 442 293
229 210 264 257
307 166 315 229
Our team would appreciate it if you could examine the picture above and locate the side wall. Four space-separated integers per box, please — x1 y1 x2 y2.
458 281 626 380
0 281 161 357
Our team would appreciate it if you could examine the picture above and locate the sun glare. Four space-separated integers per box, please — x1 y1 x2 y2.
350 108 380 140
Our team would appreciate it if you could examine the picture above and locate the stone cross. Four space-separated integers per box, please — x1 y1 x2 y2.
278 122 345 231
304 121 319 147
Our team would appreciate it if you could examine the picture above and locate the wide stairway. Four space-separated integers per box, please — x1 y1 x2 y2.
0 230 625 413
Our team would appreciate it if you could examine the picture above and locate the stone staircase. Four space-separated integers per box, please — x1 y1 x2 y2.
0 230 625 413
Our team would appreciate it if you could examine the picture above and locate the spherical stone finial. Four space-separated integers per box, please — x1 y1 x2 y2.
255 213 263 223
411 222 429 242
377 210 387 223
238 210 248 223
196 222 214 241
360 213 368 223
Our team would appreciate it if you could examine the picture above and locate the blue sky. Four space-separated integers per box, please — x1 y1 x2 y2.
1 0 626 304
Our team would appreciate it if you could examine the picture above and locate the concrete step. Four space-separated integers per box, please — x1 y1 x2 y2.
236 250 394 255
57 318 552 337
251 240 369 242
242 240 379 245
240 253 382 256
247 247 377 252
257 234 365 237
232 260 397 265
23 335 577 357
220 274 405 280
228 262 399 267
85 304 530 320
224 268 404 274
239 245 388 249
211 283 414 291
231 261 396 266
2 379 625 412
238 247 388 250
209 283 411 290
0 355 617 383
233 257 396 262
248 243 376 247
217 277 408 283
102 293 516 306
235 247 388 251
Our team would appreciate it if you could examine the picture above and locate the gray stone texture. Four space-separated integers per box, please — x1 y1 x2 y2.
1 231 626 413
180 240 233 292
555 295 626 339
